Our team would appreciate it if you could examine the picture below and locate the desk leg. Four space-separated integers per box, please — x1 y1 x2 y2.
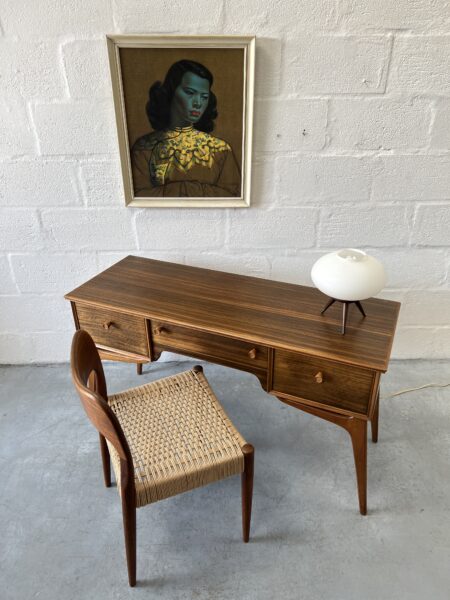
276 397 367 515
136 363 143 376
347 418 367 516
371 390 380 443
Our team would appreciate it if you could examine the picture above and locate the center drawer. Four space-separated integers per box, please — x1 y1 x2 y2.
272 349 375 416
151 320 268 374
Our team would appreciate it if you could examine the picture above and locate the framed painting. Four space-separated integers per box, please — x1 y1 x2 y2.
106 35 255 208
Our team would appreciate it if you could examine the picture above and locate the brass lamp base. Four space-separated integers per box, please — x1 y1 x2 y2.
321 298 366 335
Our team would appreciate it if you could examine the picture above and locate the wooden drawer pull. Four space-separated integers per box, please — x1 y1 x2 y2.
248 348 257 360
154 326 167 335
102 321 114 330
314 371 324 384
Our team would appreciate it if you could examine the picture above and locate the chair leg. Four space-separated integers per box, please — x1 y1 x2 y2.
99 434 111 487
121 486 137 587
241 443 254 543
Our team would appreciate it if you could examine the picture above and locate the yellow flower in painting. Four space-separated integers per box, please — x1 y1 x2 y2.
148 127 232 184
194 144 210 163
176 149 193 168
159 145 174 160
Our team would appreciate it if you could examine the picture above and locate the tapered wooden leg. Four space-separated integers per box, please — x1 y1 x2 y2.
347 418 367 516
241 444 254 543
99 433 111 487
371 391 380 444
121 485 136 587
276 396 369 515
136 363 142 375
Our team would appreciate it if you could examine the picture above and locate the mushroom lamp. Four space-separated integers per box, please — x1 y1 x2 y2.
311 249 386 334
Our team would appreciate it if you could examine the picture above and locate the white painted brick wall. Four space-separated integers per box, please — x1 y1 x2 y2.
229 207 318 250
276 156 373 204
62 40 112 100
0 160 81 207
319 205 410 247
368 249 447 288
0 256 18 294
0 102 36 156
111 0 223 33
339 0 450 33
329 97 432 151
284 35 391 95
1 0 113 37
40 209 137 251
32 101 116 155
372 156 450 201
388 37 450 94
10 253 99 294
223 0 339 34
79 160 124 206
0 40 65 99
0 210 44 252
0 0 449 363
254 38 282 98
412 204 450 246
0 295 71 332
254 98 328 152
431 100 450 150
135 210 225 250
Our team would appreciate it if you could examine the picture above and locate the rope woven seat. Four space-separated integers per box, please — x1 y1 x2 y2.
71 329 254 586
107 368 246 508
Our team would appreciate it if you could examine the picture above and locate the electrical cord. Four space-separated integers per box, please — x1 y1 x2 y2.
382 382 450 399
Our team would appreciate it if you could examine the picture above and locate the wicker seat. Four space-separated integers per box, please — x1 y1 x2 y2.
107 369 247 508
71 329 254 587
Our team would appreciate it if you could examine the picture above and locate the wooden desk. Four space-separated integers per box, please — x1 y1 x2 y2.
65 255 400 515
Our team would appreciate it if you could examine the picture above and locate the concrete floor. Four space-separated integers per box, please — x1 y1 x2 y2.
1 359 449 599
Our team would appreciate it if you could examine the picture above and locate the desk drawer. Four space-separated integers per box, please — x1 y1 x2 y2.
272 350 374 416
152 320 268 373
75 304 148 357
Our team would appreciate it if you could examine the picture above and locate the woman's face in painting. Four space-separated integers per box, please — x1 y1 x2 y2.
170 71 210 128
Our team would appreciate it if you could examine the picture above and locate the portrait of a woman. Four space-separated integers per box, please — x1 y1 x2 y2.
131 60 241 198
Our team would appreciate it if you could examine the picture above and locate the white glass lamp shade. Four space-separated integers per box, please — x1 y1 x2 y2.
311 249 386 301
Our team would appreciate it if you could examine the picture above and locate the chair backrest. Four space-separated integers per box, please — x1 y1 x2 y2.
70 329 132 466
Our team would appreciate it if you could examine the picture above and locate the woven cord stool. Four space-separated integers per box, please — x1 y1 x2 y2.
70 329 254 587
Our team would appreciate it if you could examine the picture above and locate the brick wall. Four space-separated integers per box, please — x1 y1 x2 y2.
1 0 449 362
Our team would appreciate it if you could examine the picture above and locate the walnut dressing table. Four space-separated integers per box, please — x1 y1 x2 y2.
65 255 400 515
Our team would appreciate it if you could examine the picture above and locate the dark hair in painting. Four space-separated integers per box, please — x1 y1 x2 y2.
146 60 218 133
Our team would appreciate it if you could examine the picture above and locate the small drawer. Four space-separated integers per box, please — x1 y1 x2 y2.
272 350 374 416
152 320 268 373
75 304 148 357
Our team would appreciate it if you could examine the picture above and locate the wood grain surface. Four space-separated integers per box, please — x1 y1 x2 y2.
151 319 268 382
66 255 400 372
272 349 375 415
75 303 149 357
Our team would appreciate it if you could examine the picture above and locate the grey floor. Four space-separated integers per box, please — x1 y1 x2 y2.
1 359 449 600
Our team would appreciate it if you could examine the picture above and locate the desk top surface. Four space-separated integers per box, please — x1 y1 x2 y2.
66 255 400 372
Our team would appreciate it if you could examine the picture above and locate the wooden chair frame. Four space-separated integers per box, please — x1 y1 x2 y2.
71 329 254 586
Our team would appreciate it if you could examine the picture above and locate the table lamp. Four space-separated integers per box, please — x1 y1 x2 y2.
311 249 386 334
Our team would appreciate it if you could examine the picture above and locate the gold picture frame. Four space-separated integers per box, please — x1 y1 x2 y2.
106 34 255 208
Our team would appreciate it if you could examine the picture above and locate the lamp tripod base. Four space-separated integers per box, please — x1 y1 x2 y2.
321 298 366 335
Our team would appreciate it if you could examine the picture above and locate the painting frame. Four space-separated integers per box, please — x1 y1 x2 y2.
106 34 255 208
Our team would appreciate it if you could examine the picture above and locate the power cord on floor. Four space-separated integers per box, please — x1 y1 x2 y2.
383 382 450 399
